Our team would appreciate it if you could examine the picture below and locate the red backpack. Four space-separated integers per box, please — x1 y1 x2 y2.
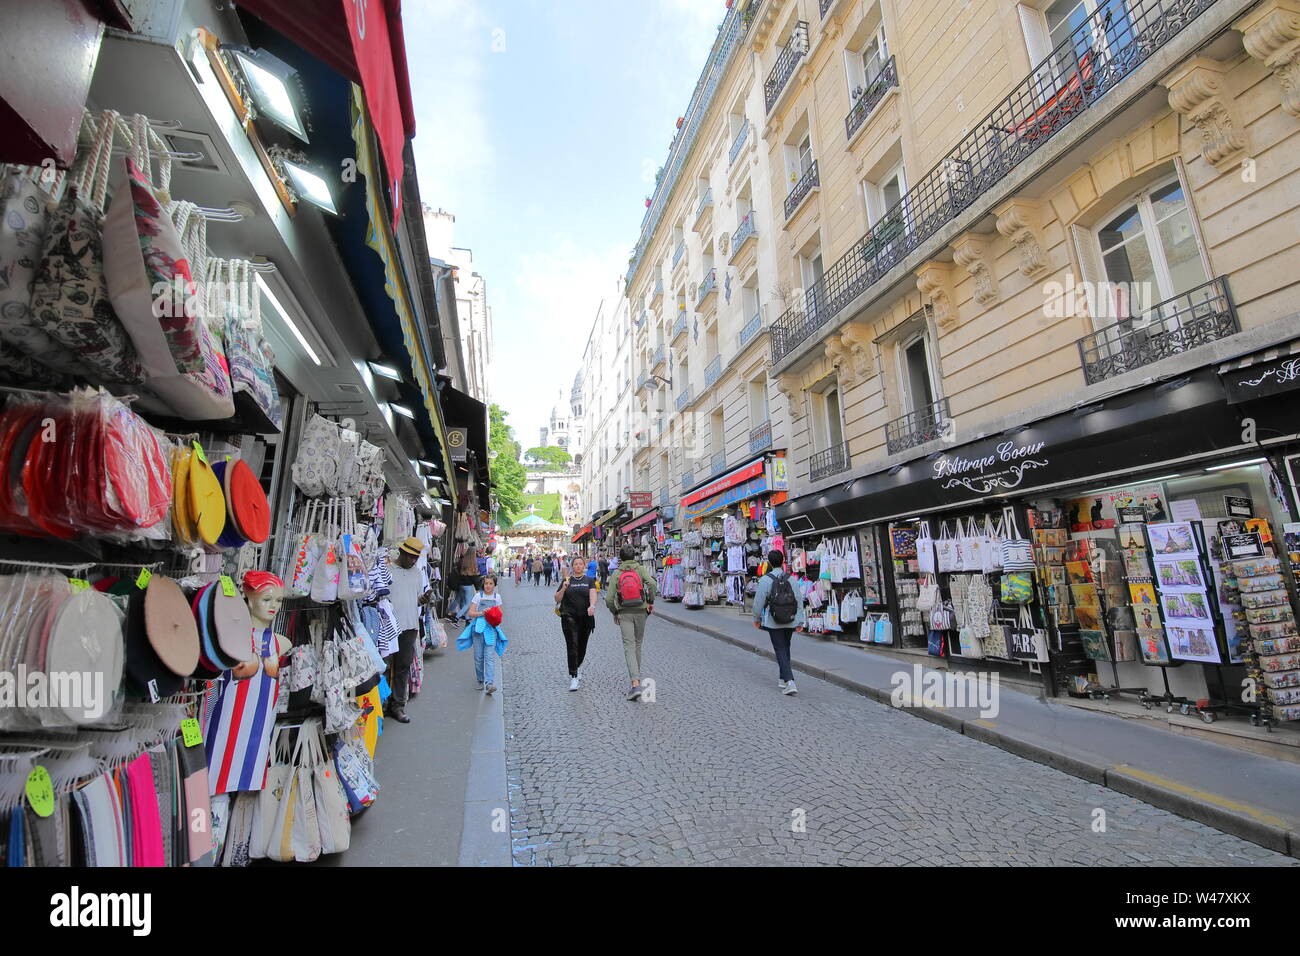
616 568 646 608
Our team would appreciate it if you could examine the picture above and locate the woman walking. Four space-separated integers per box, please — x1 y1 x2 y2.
554 556 597 691
461 574 506 695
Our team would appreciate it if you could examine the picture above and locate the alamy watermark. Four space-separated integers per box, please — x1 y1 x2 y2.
0 667 105 720
890 665 999 719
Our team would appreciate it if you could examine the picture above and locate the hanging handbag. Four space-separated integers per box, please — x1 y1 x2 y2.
998 509 1035 570
311 500 342 603
825 590 841 631
1000 570 1035 605
337 504 367 599
267 725 322 863
292 414 342 497
334 728 379 813
958 625 986 659
915 521 936 574
215 258 281 424
28 109 145 383
249 727 292 860
927 629 946 657
981 516 1004 574
306 723 351 855
935 521 960 573
916 574 941 612
929 600 954 631
286 499 321 597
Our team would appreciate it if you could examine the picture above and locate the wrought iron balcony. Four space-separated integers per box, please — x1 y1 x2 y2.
810 441 851 482
636 310 648 329
680 469 695 491
769 0 1219 365
651 343 667 370
672 240 686 269
750 420 772 455
784 160 819 219
710 451 728 475
731 211 757 257
696 188 714 221
1077 277 1237 386
672 313 689 341
728 119 750 166
886 397 951 456
819 0 834 16
845 56 898 141
659 488 669 507
765 21 809 113
704 355 722 388
697 269 717 307
738 312 763 350
675 386 692 412
636 369 649 392
652 279 664 303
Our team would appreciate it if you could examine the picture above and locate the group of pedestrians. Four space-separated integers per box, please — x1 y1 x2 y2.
447 544 807 705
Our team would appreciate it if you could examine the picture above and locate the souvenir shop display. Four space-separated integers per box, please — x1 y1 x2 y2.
1235 552 1300 724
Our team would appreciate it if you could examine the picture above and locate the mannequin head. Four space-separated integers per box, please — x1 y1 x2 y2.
242 570 285 627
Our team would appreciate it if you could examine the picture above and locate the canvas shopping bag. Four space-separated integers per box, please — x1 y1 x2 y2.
305 723 351 855
28 109 145 383
311 500 341 603
916 521 936 574
825 591 841 631
292 414 342 497
981 516 1004 574
935 521 959 573
249 727 292 860
268 728 321 863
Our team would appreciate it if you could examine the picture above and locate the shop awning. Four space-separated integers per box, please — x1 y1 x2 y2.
571 523 593 543
621 509 660 534
594 506 626 528
679 452 789 523
235 0 415 223
776 369 1245 538
1218 339 1300 404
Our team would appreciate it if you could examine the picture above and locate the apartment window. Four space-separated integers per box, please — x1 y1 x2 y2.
864 163 906 227
1094 177 1208 308
799 238 825 296
1019 0 1130 89
749 376 770 424
711 409 725 455
899 331 937 415
810 377 845 452
846 23 889 95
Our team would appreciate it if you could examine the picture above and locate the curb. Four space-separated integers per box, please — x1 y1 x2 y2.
656 606 1299 859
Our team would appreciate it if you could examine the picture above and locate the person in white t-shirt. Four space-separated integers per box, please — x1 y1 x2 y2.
386 537 432 723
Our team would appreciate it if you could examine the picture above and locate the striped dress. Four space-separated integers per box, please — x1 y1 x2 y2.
203 629 279 795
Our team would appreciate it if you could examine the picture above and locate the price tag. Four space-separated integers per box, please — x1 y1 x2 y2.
219 575 236 597
26 766 54 818
192 440 208 465
181 718 203 748
68 578 90 593
135 568 152 589
147 679 160 703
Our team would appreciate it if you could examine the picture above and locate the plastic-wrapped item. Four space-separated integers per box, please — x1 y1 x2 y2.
0 395 49 534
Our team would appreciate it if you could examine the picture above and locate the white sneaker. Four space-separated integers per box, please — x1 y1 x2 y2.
485 682 496 695
778 680 788 691
782 680 798 696
569 677 580 692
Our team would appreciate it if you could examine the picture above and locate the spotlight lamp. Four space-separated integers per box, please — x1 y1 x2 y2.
267 147 340 215
225 46 312 143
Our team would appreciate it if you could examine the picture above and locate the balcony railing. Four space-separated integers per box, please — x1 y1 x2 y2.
728 119 750 166
845 56 898 140
659 488 669 507
636 369 649 392
750 420 772 455
710 451 728 475
769 0 1219 364
704 355 722 388
636 310 648 329
676 386 693 412
738 312 763 349
819 0 834 16
672 313 688 340
652 344 667 368
886 397 951 456
810 441 851 482
784 160 819 219
697 269 717 306
1077 277 1237 386
672 241 687 269
765 21 809 113
732 211 757 252
652 279 664 300
696 188 713 220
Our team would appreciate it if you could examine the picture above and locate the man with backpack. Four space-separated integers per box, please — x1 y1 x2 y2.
605 543 658 701
752 550 806 695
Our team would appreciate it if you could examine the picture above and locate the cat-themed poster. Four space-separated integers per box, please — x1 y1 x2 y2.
1167 624 1222 664
1066 494 1116 533
1153 557 1205 592
1148 522 1197 558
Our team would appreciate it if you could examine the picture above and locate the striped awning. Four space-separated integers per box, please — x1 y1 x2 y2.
1218 339 1300 404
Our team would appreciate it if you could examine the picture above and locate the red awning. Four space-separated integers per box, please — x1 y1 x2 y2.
571 523 593 543
235 0 415 223
621 509 660 534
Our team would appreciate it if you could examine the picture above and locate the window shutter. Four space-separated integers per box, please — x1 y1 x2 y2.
1071 223 1107 329
1018 4 1052 70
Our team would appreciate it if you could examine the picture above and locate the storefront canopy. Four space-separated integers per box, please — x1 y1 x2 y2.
621 509 660 534
1218 339 1300 404
680 452 789 523
440 383 491 491
571 522 593 544
777 369 1250 538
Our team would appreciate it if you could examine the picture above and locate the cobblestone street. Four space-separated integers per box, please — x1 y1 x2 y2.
499 582 1295 866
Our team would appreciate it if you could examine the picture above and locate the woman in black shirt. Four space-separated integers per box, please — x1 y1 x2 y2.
555 556 597 691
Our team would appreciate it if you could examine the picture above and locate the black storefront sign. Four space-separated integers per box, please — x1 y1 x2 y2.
1222 355 1300 404
1222 533 1264 559
778 370 1246 537
1224 495 1253 518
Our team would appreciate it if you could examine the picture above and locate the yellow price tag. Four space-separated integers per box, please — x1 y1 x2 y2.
68 578 90 593
26 766 54 818
192 440 208 465
135 568 153 589
181 718 203 748
220 575 236 597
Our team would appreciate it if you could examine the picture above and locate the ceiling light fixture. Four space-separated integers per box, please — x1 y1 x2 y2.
228 47 310 143
256 272 321 366
279 156 339 214
1206 457 1267 472
389 403 416 420
369 361 403 381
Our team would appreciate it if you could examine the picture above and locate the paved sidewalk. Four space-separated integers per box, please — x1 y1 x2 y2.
654 600 1300 858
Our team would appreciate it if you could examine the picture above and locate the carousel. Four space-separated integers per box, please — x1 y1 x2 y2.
504 511 571 552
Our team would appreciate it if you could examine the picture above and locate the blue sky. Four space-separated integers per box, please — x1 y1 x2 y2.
403 0 725 449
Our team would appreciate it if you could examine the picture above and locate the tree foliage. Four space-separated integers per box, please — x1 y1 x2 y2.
521 493 564 523
524 445 573 470
488 404 527 525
